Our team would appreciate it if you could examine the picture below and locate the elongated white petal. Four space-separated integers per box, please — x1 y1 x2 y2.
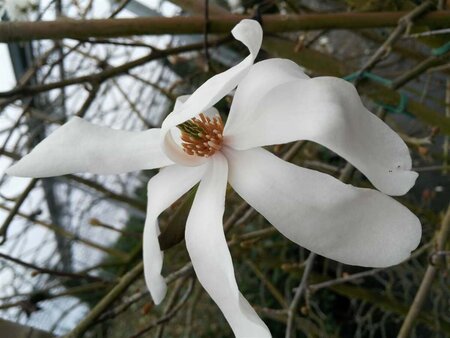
224 58 308 134
224 75 417 196
144 164 206 304
161 19 262 165
6 117 173 177
225 147 421 268
185 153 271 337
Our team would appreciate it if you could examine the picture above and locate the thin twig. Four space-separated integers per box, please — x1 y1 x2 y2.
444 79 450 174
0 37 232 99
358 1 435 76
246 260 288 309
0 178 38 245
203 0 210 71
64 261 144 338
110 0 132 18
0 282 111 311
0 252 104 282
397 205 450 338
391 51 450 89
285 252 316 338
0 204 129 259
75 82 100 118
309 269 383 292
129 278 195 338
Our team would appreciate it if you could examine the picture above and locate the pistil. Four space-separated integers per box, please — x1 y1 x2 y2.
177 113 224 157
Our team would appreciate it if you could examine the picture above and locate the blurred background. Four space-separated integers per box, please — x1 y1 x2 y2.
0 0 449 337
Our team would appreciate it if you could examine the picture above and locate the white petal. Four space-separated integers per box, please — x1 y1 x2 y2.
172 95 220 118
6 117 173 178
173 94 190 111
224 76 417 196
185 153 271 337
224 147 421 268
144 164 206 304
224 58 309 134
161 19 262 165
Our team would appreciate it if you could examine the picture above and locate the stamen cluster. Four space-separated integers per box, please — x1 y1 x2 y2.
178 113 224 157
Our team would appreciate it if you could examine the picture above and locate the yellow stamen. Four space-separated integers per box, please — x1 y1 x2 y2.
178 113 224 157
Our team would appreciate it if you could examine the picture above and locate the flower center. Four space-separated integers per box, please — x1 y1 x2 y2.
177 113 224 157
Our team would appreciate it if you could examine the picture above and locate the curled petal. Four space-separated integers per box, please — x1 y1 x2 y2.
185 153 271 337
225 147 421 268
144 164 206 304
6 117 173 177
161 19 262 165
225 74 417 196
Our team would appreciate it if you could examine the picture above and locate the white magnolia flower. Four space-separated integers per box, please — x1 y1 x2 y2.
0 0 38 21
7 20 421 337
